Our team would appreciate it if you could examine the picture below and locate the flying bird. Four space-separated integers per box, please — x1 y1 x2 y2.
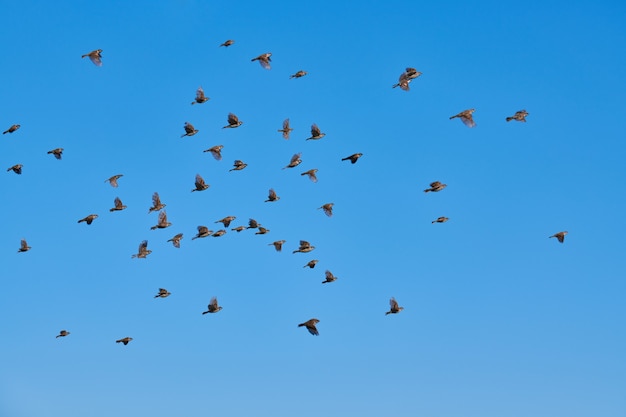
269 240 286 252
386 297 404 315
322 270 338 284
265 188 280 202
47 148 64 160
283 153 302 169
432 216 449 224
222 113 243 129
293 240 315 254
167 233 183 248
424 181 447 193
278 118 293 139
301 168 318 183
3 124 20 134
318 203 334 217
131 240 151 258
303 260 319 269
229 160 248 171
220 39 235 47
191 174 209 192
81 49 102 66
150 211 172 230
192 226 211 240
290 70 307 79
392 67 422 91
298 319 320 336
181 122 199 138
116 337 133 345
105 174 123 188
212 229 227 237
154 288 171 298
56 330 70 338
17 239 31 253
506 110 529 122
78 214 98 225
110 197 127 212
549 231 568 243
203 145 224 161
251 52 272 69
247 219 260 229
215 216 236 227
202 297 223 314
7 164 22 174
231 225 246 232
341 153 363 164
255 227 270 235
449 109 476 128
306 124 325 140
148 192 166 213
191 86 209 105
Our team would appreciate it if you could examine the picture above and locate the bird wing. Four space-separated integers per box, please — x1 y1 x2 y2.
196 87 206 101
227 113 239 125
195 174 206 187
89 53 102 67
299 240 311 248
290 153 302 164
390 297 399 309
310 124 321 137
268 189 277 199
460 115 476 128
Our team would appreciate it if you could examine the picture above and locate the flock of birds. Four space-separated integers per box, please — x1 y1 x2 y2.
8 44 568 344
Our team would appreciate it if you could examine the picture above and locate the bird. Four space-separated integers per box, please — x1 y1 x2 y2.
212 229 227 237
150 211 171 230
167 233 183 248
251 53 272 69
148 192 166 213
386 297 404 315
432 216 449 224
449 109 476 128
116 337 133 345
7 164 22 174
215 216 236 227
247 219 260 229
269 240 286 252
191 86 209 105
255 227 270 235
56 330 70 338
81 49 102 66
131 240 151 259
424 181 447 193
318 203 334 217
392 67 422 91
191 174 209 192
78 214 98 225
303 260 319 269
202 297 223 314
181 122 199 138
322 270 338 284
109 197 127 212
3 124 20 134
301 168 318 183
154 288 171 298
283 153 302 169
278 118 293 139
306 124 326 140
47 148 64 160
265 188 280 202
506 110 529 122
290 70 307 79
298 319 320 336
220 39 235 47
203 145 224 161
192 226 211 240
229 160 248 172
549 231 568 243
17 239 31 253
222 113 243 129
231 225 246 232
293 240 315 254
341 153 363 164
105 174 123 188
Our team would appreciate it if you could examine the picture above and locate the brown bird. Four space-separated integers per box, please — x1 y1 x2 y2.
191 174 209 192
215 216 236 228
131 240 152 258
202 297 223 314
192 226 211 240
47 148 64 160
392 67 422 91
109 197 127 212
278 118 293 139
506 110 529 122
81 49 103 66
7 164 22 174
247 218 260 229
450 109 476 128
251 52 272 69
167 233 183 248
56 330 70 338
191 86 209 105
116 337 133 345
222 113 243 129
432 216 449 224
298 318 320 336
269 240 286 252
17 239 31 253
212 229 227 237
265 188 280 202
318 203 334 217
301 169 318 183
231 225 246 232
181 121 199 138
386 297 404 315
105 174 123 188
3 124 20 134
255 226 270 235
154 288 171 298
220 39 235 47
150 211 171 230
549 231 568 243
203 145 224 161
78 214 98 225
148 192 166 213
306 124 326 140
424 181 447 193
322 270 338 284
342 153 363 164
293 240 315 254
303 259 319 269
283 153 302 169
229 160 248 171
290 70 307 79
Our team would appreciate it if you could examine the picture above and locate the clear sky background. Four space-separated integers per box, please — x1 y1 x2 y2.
1 1 625 416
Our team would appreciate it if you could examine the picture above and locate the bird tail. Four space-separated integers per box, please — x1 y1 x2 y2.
506 117 513 122
202 311 209 315
424 189 431 193
385 311 391 315
77 219 84 223
449 116 456 120
297 323 305 327
150 226 157 230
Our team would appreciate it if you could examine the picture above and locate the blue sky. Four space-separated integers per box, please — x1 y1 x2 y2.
1 1 625 416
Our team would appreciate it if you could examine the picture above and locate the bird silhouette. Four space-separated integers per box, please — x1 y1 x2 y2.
222 113 243 129
3 124 20 134
181 122 199 138
220 39 235 47
215 216 236 227
424 181 447 193
148 192 166 213
47 148 64 160
17 239 31 253
105 174 123 188
203 145 224 161
116 337 133 345
191 174 209 192
251 53 272 69
255 227 270 235
81 49 102 66
322 270 338 284
167 233 183 248
191 86 209 105
150 211 171 230
306 124 325 140
386 297 404 315
154 288 171 298
301 169 318 183
506 110 529 122
318 203 334 217
450 109 476 128
290 70 307 79
269 240 286 252
298 319 320 336
192 226 211 240
549 231 568 243
7 164 22 174
202 297 223 314
131 240 151 258
56 330 70 338
293 240 315 254
303 260 319 268
283 153 302 169
212 229 227 237
265 188 280 202
278 118 293 140
78 214 98 225
231 226 246 232
110 197 127 212
392 67 422 91
432 216 449 224
341 153 363 164
247 219 260 229
229 160 248 171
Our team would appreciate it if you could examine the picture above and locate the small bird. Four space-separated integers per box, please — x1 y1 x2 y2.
47 148 64 160
17 239 31 253
81 49 103 66
506 110 529 122
215 216 236 227
192 226 212 240
450 109 476 128
154 288 171 298
301 168 318 183
432 216 449 224
322 270 338 284
3 124 20 134
150 211 171 230
7 164 22 174
212 229 226 237
56 330 70 338
269 240 286 252
255 226 270 235
181 122 199 138
303 260 319 269
549 231 568 243
78 214 98 225
386 297 404 315
283 153 302 169
148 192 166 213
293 240 315 254
247 219 260 229
290 70 307 79
251 53 272 70
424 181 447 193
222 113 243 129
116 337 133 345
392 67 422 91
167 233 183 248
191 174 209 192
105 174 123 188
203 145 224 161
318 203 334 217
231 225 246 232
191 86 209 105
202 297 223 314
109 197 127 212
265 188 280 202
298 318 320 336
229 160 248 171
220 39 235 47
306 124 326 140
131 240 152 258
342 153 363 164
278 118 293 140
